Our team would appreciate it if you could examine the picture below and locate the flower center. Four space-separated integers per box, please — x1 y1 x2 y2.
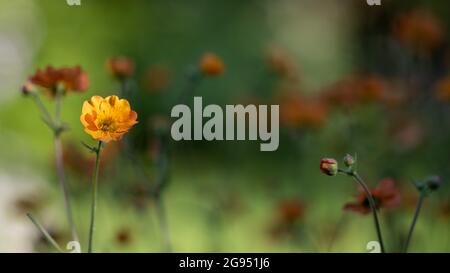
98 117 116 132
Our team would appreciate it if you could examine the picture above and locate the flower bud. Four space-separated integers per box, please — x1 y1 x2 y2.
320 158 338 176
425 175 442 191
21 81 35 96
343 154 355 167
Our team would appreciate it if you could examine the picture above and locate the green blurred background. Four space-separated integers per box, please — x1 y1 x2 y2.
0 0 449 252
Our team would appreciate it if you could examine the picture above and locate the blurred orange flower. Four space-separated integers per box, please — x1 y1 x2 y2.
80 95 138 142
200 52 224 76
277 199 304 225
279 93 328 128
28 65 89 97
321 75 386 109
143 65 171 92
269 198 305 239
265 46 297 79
388 118 425 152
62 141 120 178
107 56 135 79
393 10 444 54
435 76 450 102
343 178 401 215
115 227 132 245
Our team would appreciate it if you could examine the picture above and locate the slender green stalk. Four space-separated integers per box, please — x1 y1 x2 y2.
31 93 55 130
154 137 172 252
31 91 79 244
340 169 385 253
155 195 172 252
54 90 79 243
54 136 79 244
27 213 63 253
88 141 103 253
351 173 385 253
404 192 426 253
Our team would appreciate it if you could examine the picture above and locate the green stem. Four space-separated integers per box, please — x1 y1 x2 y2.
404 192 426 253
30 91 78 244
54 135 79 244
27 213 63 253
88 141 103 253
53 91 78 244
346 172 386 253
30 93 55 130
154 137 172 252
155 194 172 252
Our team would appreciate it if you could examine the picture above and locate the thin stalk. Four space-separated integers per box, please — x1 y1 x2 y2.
31 91 79 244
349 172 385 253
404 192 426 253
27 213 63 253
54 91 79 244
54 136 79 244
154 137 172 252
31 93 55 130
155 195 172 252
88 141 103 253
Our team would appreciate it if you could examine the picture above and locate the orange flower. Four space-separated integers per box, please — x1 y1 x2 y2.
279 93 328 128
80 95 138 142
200 52 224 76
343 178 401 215
321 75 386 108
393 10 444 54
143 65 171 92
106 57 135 79
265 46 297 79
28 66 89 97
277 199 304 225
435 76 450 102
269 198 305 239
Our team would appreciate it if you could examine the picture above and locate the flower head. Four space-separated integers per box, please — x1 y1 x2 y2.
279 94 328 128
435 76 450 102
393 10 444 54
320 158 338 176
80 95 138 142
29 66 89 97
343 178 401 215
106 57 135 79
200 52 224 76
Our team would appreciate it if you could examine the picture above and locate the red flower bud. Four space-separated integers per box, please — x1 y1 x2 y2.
320 158 338 176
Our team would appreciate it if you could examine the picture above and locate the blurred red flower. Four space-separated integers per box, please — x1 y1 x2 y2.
435 76 450 102
269 198 305 239
343 178 401 215
393 10 444 55
29 65 89 97
278 93 328 128
143 65 171 92
265 46 298 80
107 56 135 79
321 75 386 109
